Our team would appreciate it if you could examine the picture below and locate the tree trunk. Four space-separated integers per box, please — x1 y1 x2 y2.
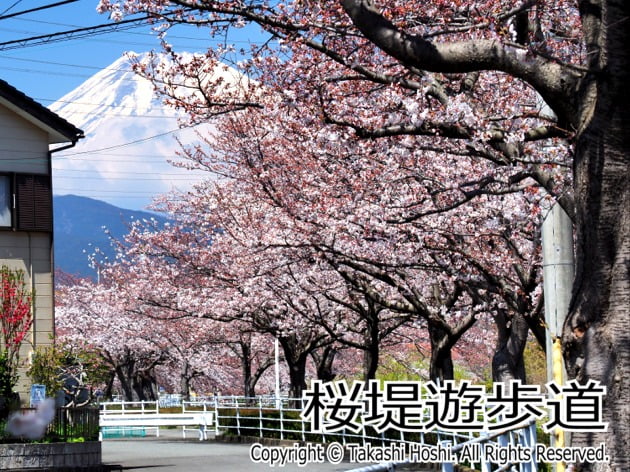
180 359 191 401
279 337 308 400
104 371 116 400
562 3 630 469
277 334 313 402
312 346 337 382
492 310 528 382
364 342 380 380
363 316 380 380
115 361 135 401
287 357 307 400
239 342 255 398
428 322 454 382
132 369 157 401
562 0 630 471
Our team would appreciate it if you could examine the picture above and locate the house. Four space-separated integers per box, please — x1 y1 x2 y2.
0 79 83 400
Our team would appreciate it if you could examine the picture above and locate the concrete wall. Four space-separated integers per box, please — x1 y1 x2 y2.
0 441 101 470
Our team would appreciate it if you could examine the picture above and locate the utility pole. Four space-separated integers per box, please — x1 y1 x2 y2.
542 203 574 380
541 203 574 469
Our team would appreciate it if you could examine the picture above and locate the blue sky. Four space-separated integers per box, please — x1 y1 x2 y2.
0 1 266 210
0 0 257 103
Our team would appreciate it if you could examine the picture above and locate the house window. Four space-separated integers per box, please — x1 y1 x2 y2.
15 174 52 232
0 175 10 228
0 174 53 232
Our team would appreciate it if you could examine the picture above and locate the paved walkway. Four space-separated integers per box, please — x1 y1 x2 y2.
102 430 363 472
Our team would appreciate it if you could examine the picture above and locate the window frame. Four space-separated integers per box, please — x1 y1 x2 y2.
0 173 14 230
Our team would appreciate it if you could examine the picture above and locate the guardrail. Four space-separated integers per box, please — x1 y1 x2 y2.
99 401 213 439
100 397 537 472
346 421 538 472
101 400 159 415
187 396 472 447
99 412 214 440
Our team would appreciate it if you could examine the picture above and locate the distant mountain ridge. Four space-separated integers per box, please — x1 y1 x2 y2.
53 195 170 278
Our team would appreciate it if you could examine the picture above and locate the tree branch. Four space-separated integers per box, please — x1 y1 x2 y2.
340 0 582 125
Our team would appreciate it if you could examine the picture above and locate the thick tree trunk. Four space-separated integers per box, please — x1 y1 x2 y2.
286 356 307 400
104 371 116 400
363 318 381 380
180 360 191 401
115 362 135 401
492 310 528 382
240 342 255 398
312 346 337 382
429 345 453 382
279 337 308 400
561 2 630 470
132 369 158 401
364 342 379 381
428 322 454 381
277 334 315 403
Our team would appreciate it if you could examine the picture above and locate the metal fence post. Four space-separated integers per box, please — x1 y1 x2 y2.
214 396 220 436
523 421 537 472
259 397 263 438
236 399 241 436
279 399 284 440
441 440 454 472
480 432 492 472
301 397 306 442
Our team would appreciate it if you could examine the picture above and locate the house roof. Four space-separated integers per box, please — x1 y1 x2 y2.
0 78 84 145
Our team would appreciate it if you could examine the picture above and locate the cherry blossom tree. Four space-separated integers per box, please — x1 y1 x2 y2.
97 2 628 466
56 276 170 401
106 217 305 397
170 93 544 385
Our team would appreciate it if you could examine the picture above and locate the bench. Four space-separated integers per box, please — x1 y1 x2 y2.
99 412 214 440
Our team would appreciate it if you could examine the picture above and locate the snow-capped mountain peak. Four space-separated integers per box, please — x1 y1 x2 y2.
49 52 217 210
51 52 174 137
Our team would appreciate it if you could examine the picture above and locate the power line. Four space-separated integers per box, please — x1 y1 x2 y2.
57 125 203 157
0 0 78 21
0 23 212 50
53 152 189 163
53 167 205 176
54 175 196 181
0 1 24 17
0 54 124 71
0 145 194 160
54 187 170 195
0 15 150 51
12 16 245 44
0 6 210 52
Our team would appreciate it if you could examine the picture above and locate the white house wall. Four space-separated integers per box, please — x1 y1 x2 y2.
0 100 54 401
0 232 53 396
0 102 49 175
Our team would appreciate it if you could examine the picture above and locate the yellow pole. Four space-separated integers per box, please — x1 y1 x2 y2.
552 337 565 472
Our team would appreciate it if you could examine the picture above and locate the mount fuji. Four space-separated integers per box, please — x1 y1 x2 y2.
48 52 236 277
49 52 214 211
